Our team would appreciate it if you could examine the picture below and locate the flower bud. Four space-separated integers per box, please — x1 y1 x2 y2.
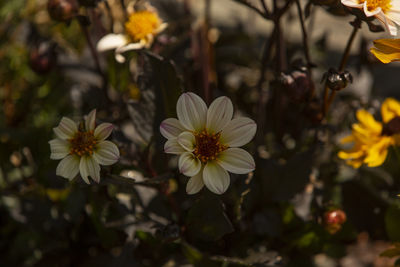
324 209 347 234
322 68 352 91
280 69 314 103
47 0 78 22
29 42 57 74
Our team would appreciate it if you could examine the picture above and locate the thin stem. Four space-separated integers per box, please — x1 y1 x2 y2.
78 18 111 104
322 19 360 117
260 0 270 17
338 20 360 72
295 0 312 74
203 0 212 104
232 0 270 19
255 26 278 146
78 21 102 75
120 0 128 19
104 0 114 33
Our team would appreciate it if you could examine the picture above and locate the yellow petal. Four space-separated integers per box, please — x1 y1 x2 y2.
346 159 363 168
338 149 365 160
364 137 392 167
355 109 382 133
340 134 355 144
370 47 400 64
373 38 400 50
370 39 400 64
381 98 400 123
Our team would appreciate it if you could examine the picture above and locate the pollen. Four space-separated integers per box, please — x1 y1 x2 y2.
68 130 98 157
124 10 161 42
193 130 227 163
359 0 392 12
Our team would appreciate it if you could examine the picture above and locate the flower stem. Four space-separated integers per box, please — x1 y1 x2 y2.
322 19 360 117
78 17 111 104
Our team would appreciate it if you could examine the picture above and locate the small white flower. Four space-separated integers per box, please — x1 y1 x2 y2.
49 110 120 184
160 93 257 195
97 6 167 63
341 0 400 35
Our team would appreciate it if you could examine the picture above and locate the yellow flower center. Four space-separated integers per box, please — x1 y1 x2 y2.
69 130 98 157
124 10 161 42
193 130 227 163
359 0 392 12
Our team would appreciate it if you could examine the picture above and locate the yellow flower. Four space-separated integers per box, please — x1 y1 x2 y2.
370 38 400 63
125 10 162 43
338 98 400 168
97 6 167 63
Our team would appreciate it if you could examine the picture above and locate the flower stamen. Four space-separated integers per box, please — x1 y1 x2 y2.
125 10 161 42
69 130 98 156
359 0 392 12
193 130 227 163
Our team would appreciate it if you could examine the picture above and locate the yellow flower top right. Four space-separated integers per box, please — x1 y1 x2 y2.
370 38 400 63
338 98 400 168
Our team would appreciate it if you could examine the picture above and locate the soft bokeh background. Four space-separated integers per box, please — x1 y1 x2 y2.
1 0 400 266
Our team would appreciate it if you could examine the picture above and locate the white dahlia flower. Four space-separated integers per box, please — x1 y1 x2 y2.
341 0 400 36
160 93 256 195
49 110 120 184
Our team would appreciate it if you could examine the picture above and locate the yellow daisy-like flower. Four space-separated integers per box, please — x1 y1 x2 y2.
97 7 167 63
338 98 400 168
341 0 400 35
370 38 400 63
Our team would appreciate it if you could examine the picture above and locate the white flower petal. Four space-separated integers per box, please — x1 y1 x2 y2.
341 0 363 8
160 118 185 139
49 139 70 160
53 117 78 140
206 96 233 134
364 3 382 16
186 169 204 194
56 155 80 180
164 139 186 154
156 23 168 34
97 33 129 52
220 117 257 147
176 92 207 131
85 109 96 131
115 53 126 63
377 12 399 36
178 152 202 177
79 156 101 184
94 123 114 141
93 141 120 166
177 132 196 152
116 42 145 54
217 148 255 174
203 161 230 194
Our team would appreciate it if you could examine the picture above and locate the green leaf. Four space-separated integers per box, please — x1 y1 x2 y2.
185 195 234 241
386 205 400 242
261 150 314 202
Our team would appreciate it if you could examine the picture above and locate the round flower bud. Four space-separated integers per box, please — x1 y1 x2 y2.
47 0 78 22
29 42 57 74
324 209 347 234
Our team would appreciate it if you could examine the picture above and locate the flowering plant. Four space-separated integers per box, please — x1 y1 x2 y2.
4 0 400 265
